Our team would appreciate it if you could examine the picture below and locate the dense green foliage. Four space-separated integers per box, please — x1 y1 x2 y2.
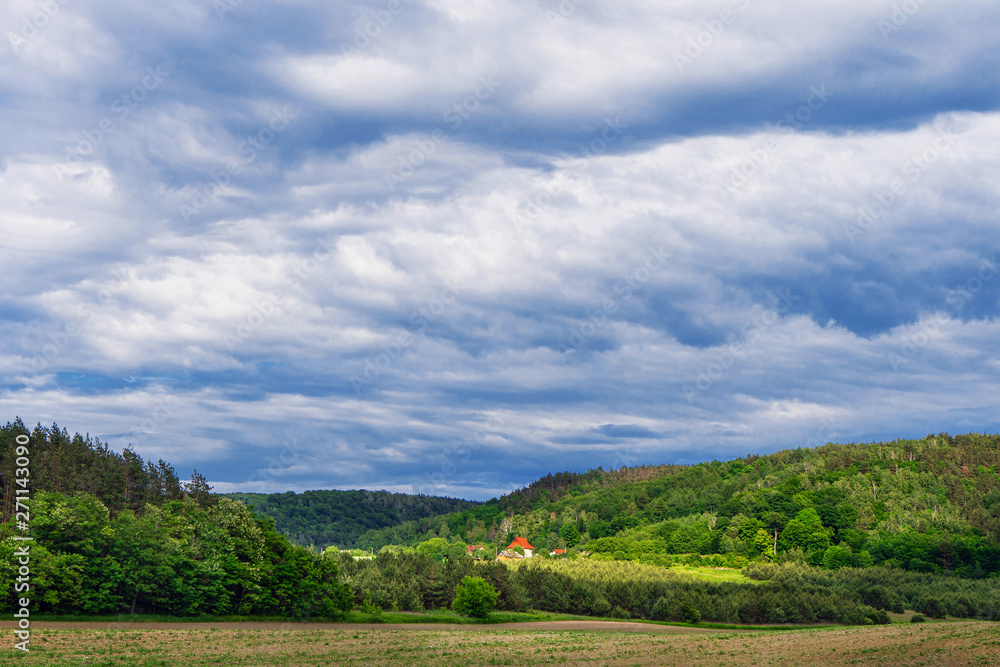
1 420 209 521
0 491 353 617
224 490 478 550
339 552 1000 625
451 576 499 618
0 419 351 617
5 418 1000 625
357 433 1000 579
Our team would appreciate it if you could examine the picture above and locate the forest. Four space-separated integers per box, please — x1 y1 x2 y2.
0 420 352 617
353 432 1000 579
3 419 1000 624
223 490 478 549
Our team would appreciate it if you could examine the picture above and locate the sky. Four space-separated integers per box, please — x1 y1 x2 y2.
1 0 999 501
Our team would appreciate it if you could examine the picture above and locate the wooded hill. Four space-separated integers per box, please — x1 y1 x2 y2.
223 490 479 549
354 433 1000 578
3 420 999 622
1 419 355 616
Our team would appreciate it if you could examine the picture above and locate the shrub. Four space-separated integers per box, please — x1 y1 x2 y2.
452 576 499 619
681 602 701 624
911 613 926 623
919 597 946 619
609 605 631 619
650 596 672 621
360 591 382 616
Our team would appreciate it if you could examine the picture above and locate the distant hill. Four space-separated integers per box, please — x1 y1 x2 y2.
354 432 1000 577
223 489 480 549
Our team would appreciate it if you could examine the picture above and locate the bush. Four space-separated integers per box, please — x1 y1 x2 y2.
360 590 382 616
650 596 672 621
609 605 631 619
681 602 701 624
911 613 926 623
452 576 499 619
919 597 946 619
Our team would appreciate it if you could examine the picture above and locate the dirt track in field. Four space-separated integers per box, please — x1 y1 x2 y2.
2 619 722 633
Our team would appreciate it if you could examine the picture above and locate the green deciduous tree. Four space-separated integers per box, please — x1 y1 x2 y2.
452 575 499 618
560 522 581 548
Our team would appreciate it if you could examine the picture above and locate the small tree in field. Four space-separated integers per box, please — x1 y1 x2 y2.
452 576 499 618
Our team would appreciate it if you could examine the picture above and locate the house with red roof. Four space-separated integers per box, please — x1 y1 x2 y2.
549 549 566 556
506 537 535 557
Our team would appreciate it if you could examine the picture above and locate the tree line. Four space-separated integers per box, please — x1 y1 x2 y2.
1 419 211 521
337 552 1000 624
1 419 352 617
0 491 352 617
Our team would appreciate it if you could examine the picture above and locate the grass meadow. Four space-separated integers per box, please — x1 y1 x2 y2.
2 619 997 666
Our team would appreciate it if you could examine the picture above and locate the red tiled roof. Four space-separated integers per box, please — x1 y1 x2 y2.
507 537 535 550
551 549 566 554
467 545 484 552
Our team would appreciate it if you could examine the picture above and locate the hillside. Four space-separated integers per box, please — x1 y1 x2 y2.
1 419 353 617
355 432 1000 577
223 490 480 549
4 420 999 623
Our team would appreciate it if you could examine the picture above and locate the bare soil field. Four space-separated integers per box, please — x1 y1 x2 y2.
1 620 996 666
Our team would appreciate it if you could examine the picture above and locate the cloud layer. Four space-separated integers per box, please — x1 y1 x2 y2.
2 0 999 499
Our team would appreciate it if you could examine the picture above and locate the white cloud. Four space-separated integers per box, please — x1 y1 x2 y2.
2 1 999 497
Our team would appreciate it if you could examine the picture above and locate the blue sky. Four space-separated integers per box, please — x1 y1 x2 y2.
2 0 999 500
